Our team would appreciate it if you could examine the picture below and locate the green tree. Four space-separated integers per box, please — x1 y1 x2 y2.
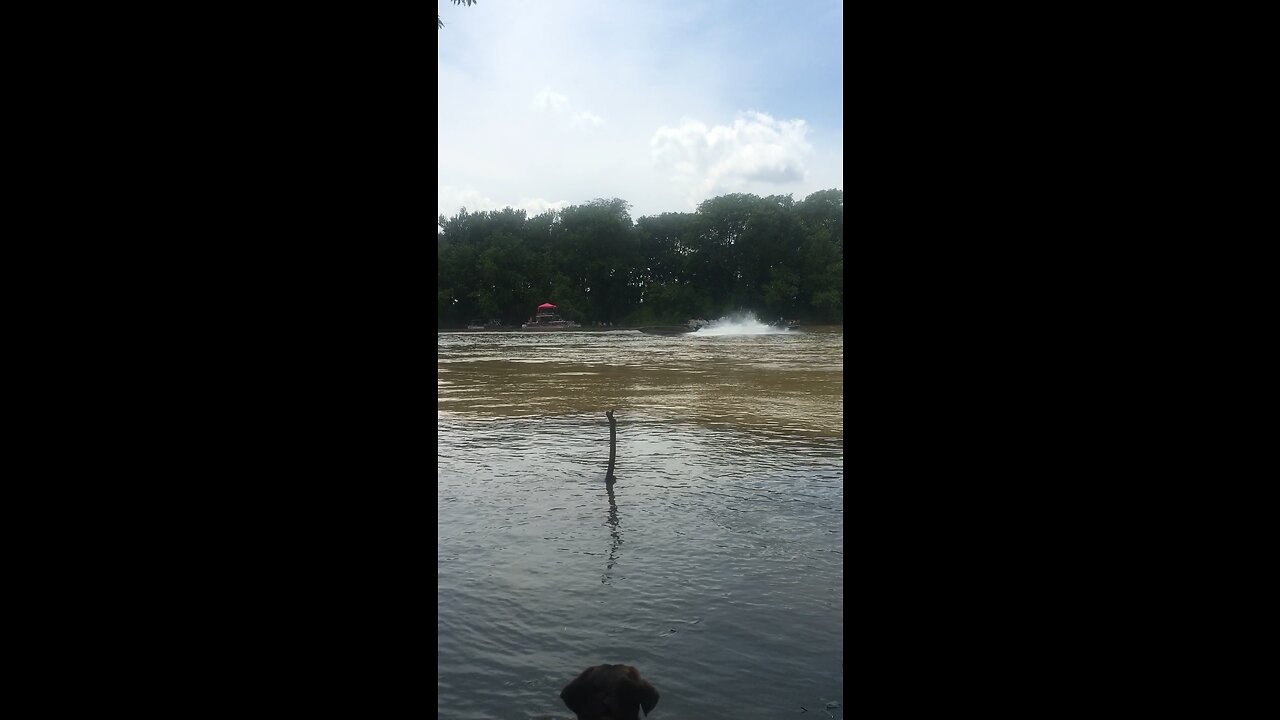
436 189 843 328
555 199 638 324
795 189 843 323
633 211 713 322
690 194 755 315
734 194 798 312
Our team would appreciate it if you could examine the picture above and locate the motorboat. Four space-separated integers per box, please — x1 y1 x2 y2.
521 303 580 331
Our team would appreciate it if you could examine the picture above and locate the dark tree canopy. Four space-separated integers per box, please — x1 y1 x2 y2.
439 0 476 30
437 190 843 328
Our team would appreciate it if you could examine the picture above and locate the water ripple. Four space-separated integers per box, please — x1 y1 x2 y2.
439 330 843 719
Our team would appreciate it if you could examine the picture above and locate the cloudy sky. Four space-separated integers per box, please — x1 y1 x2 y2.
437 0 843 222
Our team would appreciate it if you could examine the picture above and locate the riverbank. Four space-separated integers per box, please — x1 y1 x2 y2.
439 324 844 333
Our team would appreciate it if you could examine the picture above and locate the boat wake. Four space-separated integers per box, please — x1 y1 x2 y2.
692 312 795 336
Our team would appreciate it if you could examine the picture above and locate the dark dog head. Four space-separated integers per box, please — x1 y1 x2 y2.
560 664 660 720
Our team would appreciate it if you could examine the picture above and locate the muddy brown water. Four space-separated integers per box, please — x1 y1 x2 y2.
438 325 843 719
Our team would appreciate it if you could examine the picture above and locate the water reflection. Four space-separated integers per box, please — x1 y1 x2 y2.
602 481 622 585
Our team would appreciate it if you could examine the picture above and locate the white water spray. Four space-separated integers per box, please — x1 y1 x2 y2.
692 312 796 336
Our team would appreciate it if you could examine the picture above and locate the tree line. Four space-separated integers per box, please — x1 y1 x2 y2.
437 189 843 328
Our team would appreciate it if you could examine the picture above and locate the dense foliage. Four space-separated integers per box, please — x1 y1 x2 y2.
437 189 843 328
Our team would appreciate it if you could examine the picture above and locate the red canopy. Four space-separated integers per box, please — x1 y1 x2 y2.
537 303 557 309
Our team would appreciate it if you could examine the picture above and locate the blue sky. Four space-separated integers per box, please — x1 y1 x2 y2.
438 0 843 221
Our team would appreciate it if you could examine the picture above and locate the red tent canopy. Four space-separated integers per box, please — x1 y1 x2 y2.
537 303 557 309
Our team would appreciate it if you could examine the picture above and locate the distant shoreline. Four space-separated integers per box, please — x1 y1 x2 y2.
438 324 844 333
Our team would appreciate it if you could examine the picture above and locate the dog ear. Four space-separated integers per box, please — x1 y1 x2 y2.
560 666 596 714
635 678 659 716
623 667 660 716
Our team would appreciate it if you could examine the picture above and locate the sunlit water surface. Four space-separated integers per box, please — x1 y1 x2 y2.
439 323 843 719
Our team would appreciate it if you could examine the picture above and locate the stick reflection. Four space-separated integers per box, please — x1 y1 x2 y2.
602 481 623 584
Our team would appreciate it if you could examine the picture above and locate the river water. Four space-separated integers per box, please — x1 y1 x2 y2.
438 318 843 719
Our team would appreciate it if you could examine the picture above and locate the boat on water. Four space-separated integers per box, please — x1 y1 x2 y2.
521 303 580 331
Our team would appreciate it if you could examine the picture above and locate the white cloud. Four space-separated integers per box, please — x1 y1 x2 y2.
438 185 568 221
533 87 605 129
570 111 605 128
516 197 569 215
650 111 813 202
533 89 570 114
438 1 841 220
